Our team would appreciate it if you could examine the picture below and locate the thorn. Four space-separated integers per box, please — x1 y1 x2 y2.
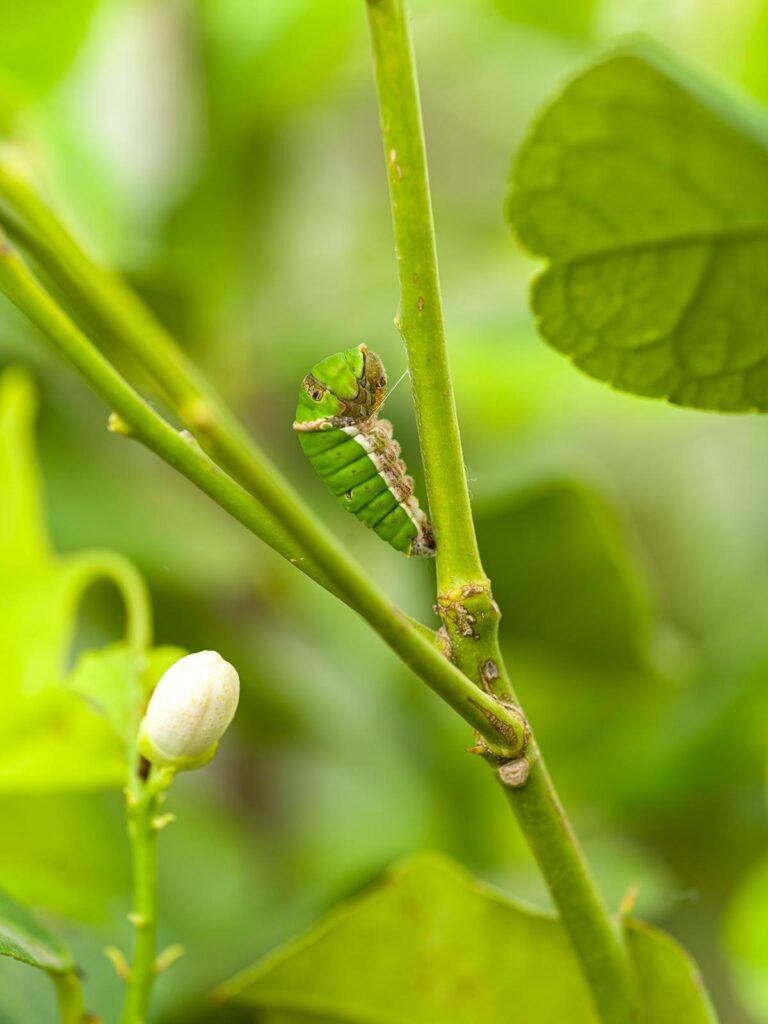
152 812 176 831
128 913 148 929
104 946 131 981
107 412 133 437
155 944 186 974
620 882 640 918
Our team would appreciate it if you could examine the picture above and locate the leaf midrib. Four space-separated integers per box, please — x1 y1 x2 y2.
538 223 768 268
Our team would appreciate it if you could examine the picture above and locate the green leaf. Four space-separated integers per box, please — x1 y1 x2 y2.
0 887 72 974
0 367 151 791
66 642 185 745
0 0 99 102
0 793 127 922
476 480 652 670
66 643 143 744
217 854 717 1023
507 40 768 412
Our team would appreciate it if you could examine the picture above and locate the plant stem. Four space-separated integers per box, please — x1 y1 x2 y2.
52 969 86 1024
0 163 340 597
0 236 526 758
0 166 444 645
66 549 153 655
365 0 480 594
121 765 174 1024
365 2 640 1021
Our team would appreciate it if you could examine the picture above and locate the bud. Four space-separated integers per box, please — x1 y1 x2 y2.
138 651 239 770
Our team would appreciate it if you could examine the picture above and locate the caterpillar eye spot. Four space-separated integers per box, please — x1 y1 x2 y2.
310 390 323 402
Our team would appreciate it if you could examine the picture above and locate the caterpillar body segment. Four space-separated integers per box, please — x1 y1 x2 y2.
293 344 435 557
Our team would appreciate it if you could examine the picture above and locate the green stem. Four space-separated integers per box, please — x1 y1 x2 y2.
66 549 153 655
365 3 640 1022
52 969 86 1024
365 0 480 593
121 765 174 1024
0 164 338 598
0 166 437 641
0 237 526 758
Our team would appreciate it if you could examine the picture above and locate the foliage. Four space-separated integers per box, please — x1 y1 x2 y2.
220 854 715 1023
0 367 137 792
0 887 73 974
507 40 768 412
0 2 766 1023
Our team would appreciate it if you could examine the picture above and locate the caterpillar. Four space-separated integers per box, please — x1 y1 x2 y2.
293 344 435 557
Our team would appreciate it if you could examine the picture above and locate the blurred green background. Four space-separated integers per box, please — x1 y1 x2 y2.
2 0 768 1021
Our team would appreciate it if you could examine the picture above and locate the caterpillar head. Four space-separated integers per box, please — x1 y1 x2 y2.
294 344 387 425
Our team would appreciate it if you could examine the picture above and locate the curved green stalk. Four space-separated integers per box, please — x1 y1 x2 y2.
66 549 153 655
0 237 526 758
365 2 639 1021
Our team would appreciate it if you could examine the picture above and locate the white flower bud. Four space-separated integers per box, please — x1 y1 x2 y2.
138 651 239 770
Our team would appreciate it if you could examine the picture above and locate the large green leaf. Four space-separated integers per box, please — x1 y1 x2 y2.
0 366 149 791
218 854 716 1023
507 41 768 412
0 888 72 975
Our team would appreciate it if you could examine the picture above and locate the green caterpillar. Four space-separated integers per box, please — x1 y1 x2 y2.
293 344 435 557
